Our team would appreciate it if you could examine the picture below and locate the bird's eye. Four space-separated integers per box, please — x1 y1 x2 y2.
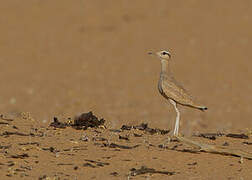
162 52 167 55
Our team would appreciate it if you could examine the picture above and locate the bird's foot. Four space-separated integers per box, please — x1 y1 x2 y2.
172 132 183 139
159 135 181 148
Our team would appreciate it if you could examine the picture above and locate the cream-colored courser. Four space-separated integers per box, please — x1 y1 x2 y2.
149 50 207 136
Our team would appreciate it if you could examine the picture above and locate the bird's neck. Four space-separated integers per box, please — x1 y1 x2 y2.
160 59 172 75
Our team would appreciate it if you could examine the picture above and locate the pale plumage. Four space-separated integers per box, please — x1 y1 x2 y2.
149 50 207 136
159 73 206 111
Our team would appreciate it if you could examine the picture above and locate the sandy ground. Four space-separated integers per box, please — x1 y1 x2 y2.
0 0 252 179
0 112 251 179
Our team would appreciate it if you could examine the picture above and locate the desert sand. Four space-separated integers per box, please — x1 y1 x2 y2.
0 0 251 179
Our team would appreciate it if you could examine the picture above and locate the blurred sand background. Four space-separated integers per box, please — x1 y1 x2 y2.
1 0 252 134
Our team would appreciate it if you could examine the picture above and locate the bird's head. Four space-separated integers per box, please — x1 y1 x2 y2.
148 50 171 60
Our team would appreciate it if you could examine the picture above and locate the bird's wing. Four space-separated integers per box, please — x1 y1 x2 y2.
161 76 195 106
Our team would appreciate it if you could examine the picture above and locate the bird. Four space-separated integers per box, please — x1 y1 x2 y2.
148 50 207 136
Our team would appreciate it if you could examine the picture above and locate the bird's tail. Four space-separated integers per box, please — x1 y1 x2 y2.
184 104 208 111
188 104 208 111
198 106 208 112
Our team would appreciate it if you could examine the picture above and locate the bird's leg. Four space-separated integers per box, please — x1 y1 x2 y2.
169 99 180 136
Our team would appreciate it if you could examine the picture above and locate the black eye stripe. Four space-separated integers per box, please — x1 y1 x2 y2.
162 52 168 55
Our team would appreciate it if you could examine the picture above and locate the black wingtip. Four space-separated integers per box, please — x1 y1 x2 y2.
200 107 208 111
